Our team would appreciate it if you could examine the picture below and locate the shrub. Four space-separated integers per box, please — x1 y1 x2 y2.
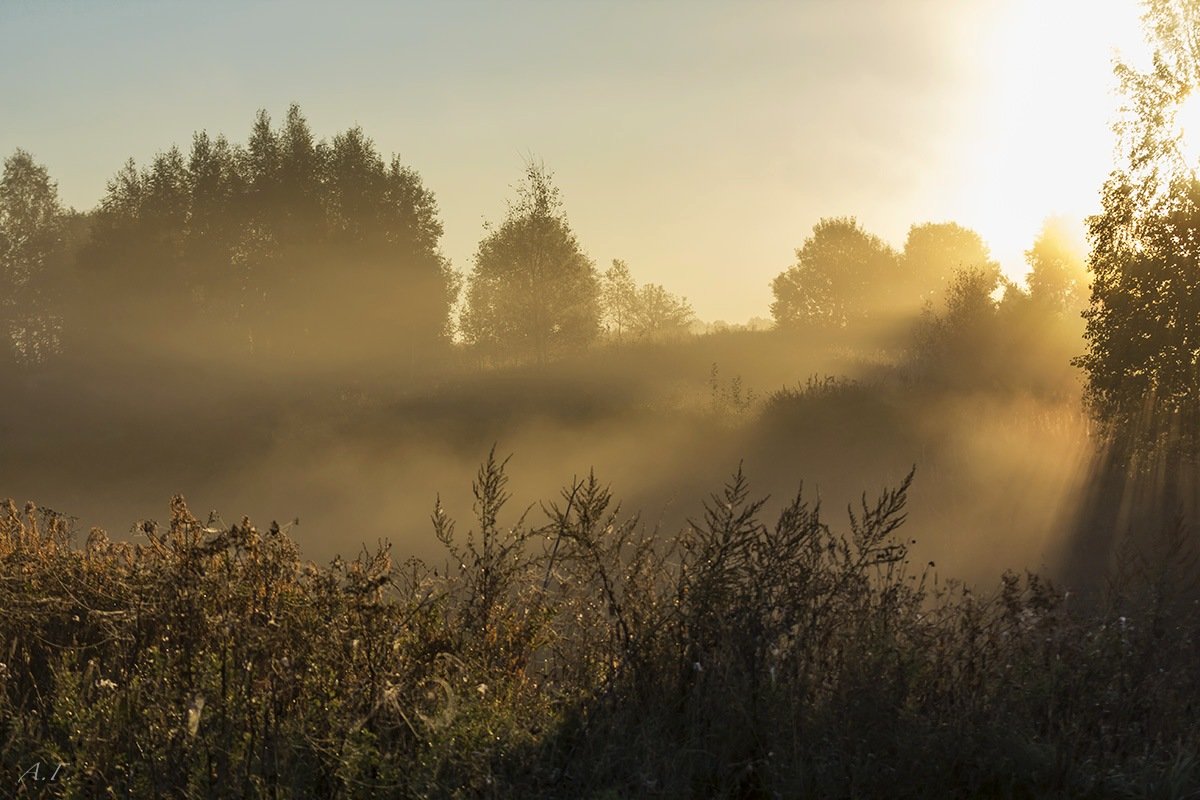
2 457 1198 798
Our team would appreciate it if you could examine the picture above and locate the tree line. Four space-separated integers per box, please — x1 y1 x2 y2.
0 116 1083 375
0 111 695 373
2 26 1200 459
770 217 1087 330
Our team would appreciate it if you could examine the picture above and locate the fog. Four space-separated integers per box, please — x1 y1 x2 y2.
0 106 1183 598
1 305 1097 588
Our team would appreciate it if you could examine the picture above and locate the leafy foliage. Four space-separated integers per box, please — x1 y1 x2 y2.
771 217 902 330
1025 217 1089 314
902 221 999 308
911 267 1001 371
74 105 456 367
1076 0 1200 456
462 164 600 363
601 259 695 343
0 150 64 365
3 457 1198 798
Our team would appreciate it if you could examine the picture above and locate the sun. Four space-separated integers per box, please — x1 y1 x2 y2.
937 0 1147 285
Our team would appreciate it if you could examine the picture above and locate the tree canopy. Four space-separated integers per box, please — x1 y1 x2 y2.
909 265 1003 381
1075 0 1200 453
0 149 63 365
76 105 456 368
461 164 600 363
600 259 694 343
902 222 999 309
1025 217 1088 313
770 217 901 330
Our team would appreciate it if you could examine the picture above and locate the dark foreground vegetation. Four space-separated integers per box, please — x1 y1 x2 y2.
3 452 1198 799
10 2 1200 796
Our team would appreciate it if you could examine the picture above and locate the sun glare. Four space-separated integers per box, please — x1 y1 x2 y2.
1175 90 1200 170
947 0 1145 283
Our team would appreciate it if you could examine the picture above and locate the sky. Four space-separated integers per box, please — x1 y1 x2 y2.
0 0 1150 323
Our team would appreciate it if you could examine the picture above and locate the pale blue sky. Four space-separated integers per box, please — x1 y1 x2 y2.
0 0 1145 322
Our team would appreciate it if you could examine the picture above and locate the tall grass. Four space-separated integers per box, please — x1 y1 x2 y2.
2 454 1198 798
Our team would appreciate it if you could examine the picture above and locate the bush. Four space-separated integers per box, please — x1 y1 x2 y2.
2 456 1198 798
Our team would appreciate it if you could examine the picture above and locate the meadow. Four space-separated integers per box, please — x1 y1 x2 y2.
5 318 1198 798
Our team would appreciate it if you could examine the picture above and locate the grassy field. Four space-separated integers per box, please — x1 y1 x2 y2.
5 325 1198 797
2 450 1198 798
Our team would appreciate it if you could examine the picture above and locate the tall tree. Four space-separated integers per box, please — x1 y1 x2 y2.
601 259 637 342
770 217 901 329
1025 217 1089 313
75 106 456 366
1075 0 1200 452
0 149 63 364
902 222 998 309
462 164 599 363
184 131 243 317
278 104 322 234
600 259 694 342
911 265 1002 375
629 282 695 341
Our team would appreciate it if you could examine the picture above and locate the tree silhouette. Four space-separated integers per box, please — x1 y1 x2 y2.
1025 217 1088 314
76 105 455 367
600 259 694 343
601 259 637 342
910 266 1001 381
462 163 599 363
902 222 998 309
1075 0 1200 453
627 282 694 341
770 217 901 330
0 149 63 365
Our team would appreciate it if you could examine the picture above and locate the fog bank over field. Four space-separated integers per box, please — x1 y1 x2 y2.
3 316 1093 587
